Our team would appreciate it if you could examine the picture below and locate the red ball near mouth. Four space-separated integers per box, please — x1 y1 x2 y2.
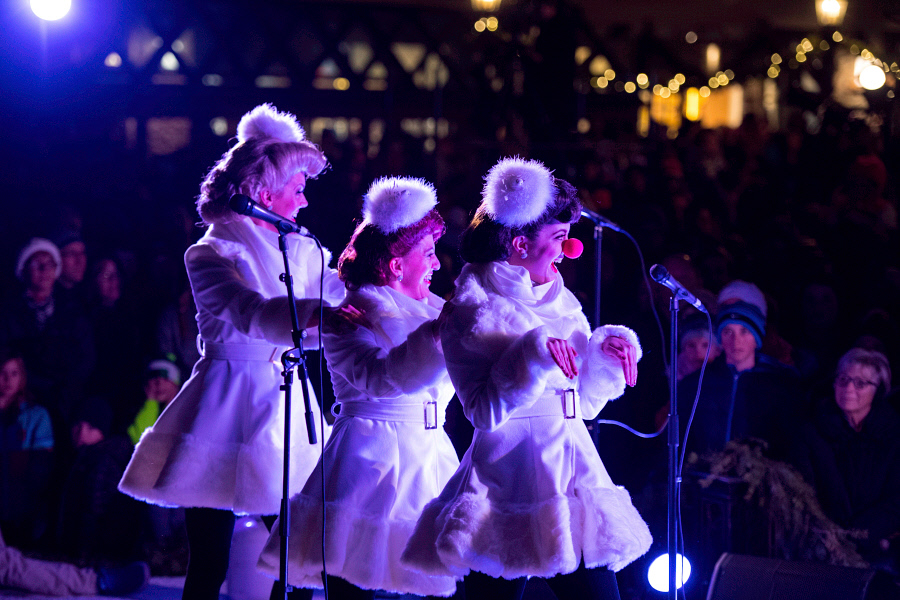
562 238 584 259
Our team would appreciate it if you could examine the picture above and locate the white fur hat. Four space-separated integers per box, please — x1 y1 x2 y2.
16 238 61 281
236 103 306 144
482 157 554 228
362 177 438 234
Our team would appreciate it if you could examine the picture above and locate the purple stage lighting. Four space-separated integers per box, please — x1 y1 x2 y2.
31 0 71 21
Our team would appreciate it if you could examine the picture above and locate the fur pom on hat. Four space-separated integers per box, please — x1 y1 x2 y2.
482 157 554 228
362 177 438 233
16 238 62 281
236 103 306 144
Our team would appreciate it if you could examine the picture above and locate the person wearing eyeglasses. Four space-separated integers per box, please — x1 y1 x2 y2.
790 348 900 574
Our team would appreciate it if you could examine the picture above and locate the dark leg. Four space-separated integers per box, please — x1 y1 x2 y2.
183 508 236 600
544 564 620 600
322 574 376 600
464 570 526 600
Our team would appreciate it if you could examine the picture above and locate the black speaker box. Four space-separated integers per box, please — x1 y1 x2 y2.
706 553 896 600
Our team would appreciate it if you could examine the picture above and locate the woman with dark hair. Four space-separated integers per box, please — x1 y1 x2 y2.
791 348 900 572
259 177 460 599
118 104 346 600
402 158 651 599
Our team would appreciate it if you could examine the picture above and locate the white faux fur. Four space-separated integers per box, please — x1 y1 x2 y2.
236 103 306 144
363 177 438 233
578 325 642 412
482 157 554 228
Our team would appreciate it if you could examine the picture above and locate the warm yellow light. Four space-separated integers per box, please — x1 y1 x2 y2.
653 84 663 95
772 53 782 65
816 0 847 27
625 82 637 93
802 39 814 53
706 44 721 74
471 0 502 11
597 76 609 88
604 69 616 80
637 105 650 137
636 73 649 86
709 78 720 88
675 73 686 85
684 87 700 121
832 31 843 42
333 77 350 90
717 73 729 85
796 53 807 63
577 118 591 134
575 46 592 65
660 87 671 98
859 64 887 90
685 31 698 44
699 86 711 97
724 69 734 80
486 16 498 31
768 66 780 78
474 20 486 32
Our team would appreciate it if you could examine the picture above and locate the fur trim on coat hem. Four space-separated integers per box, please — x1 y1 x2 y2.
259 495 459 597
402 485 652 580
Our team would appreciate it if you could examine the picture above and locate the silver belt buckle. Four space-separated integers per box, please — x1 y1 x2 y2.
563 389 576 419
424 401 438 429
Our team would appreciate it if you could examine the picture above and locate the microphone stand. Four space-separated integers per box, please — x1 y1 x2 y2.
666 296 681 600
587 221 604 449
276 232 319 599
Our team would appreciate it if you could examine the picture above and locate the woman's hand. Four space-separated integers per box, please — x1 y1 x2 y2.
431 303 453 341
601 335 638 387
318 305 369 334
547 337 579 379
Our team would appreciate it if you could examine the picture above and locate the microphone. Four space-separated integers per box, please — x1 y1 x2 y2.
580 208 624 233
229 194 311 236
649 264 708 313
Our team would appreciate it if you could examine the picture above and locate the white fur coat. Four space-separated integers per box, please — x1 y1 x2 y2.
402 261 652 579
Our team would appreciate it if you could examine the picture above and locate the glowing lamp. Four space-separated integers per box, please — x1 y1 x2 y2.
647 553 692 593
31 0 71 21
471 0 501 11
859 64 886 90
816 0 847 27
562 238 584 259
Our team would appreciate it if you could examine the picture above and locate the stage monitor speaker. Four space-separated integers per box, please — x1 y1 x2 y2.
706 553 895 600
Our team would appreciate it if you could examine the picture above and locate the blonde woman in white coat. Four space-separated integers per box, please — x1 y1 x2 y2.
402 158 652 600
118 104 345 600
259 177 461 599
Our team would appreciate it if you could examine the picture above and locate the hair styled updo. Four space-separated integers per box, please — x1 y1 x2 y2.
196 138 327 226
338 209 445 290
459 177 581 264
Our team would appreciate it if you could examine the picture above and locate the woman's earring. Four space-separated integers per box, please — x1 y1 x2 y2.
397 274 403 282
520 250 528 259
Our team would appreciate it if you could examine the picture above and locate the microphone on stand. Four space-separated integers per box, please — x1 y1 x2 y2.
580 208 624 233
649 264 708 313
229 194 311 236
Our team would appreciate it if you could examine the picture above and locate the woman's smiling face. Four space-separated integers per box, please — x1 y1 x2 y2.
514 221 571 284
389 233 440 300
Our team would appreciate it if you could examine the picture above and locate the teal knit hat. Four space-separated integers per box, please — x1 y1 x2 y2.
716 300 766 348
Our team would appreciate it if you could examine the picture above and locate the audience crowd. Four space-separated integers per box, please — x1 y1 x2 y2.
0 105 898 594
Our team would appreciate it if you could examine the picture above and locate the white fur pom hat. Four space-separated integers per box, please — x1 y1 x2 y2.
16 237 62 281
236 103 306 144
362 177 438 234
482 157 554 228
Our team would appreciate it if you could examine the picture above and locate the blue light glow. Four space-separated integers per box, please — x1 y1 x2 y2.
31 0 71 21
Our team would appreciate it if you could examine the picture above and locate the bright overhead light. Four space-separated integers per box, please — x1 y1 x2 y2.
859 64 886 90
31 0 71 21
647 553 692 593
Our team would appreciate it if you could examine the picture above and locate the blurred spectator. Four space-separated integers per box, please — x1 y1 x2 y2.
0 349 53 550
0 238 95 439
0 525 149 596
679 299 802 459
53 231 88 299
58 396 140 564
128 358 181 445
677 312 720 381
155 287 200 381
791 348 900 574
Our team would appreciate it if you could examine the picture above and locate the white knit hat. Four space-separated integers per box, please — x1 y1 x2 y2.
362 177 438 234
16 238 62 281
482 157 554 228
236 103 306 144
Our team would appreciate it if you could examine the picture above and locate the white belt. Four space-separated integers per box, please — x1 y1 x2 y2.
332 400 441 430
201 341 281 362
510 389 580 420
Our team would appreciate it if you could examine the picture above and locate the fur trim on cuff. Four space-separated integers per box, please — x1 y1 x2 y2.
579 325 642 402
363 177 438 233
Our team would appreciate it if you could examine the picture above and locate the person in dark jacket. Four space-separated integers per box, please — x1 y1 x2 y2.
791 348 900 572
678 300 802 459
